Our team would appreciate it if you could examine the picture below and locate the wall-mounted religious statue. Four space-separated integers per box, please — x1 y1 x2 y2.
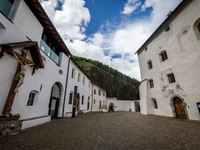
12 50 35 93
0 41 44 115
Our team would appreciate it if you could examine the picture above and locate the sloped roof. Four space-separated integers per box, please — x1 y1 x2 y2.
135 0 192 55
0 41 44 68
24 0 71 56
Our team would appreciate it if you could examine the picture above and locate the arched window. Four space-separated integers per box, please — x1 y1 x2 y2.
94 89 96 94
69 92 73 104
83 77 85 85
27 90 39 106
71 68 75 78
82 95 84 105
78 73 81 82
149 79 154 88
159 50 168 62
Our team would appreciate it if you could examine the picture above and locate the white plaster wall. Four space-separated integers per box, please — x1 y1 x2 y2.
0 0 72 129
21 116 51 130
0 0 43 44
92 84 106 112
64 60 91 116
137 0 200 120
106 99 139 112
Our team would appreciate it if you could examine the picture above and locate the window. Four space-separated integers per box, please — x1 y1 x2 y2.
103 92 105 97
94 99 95 104
27 93 35 106
152 98 158 109
147 60 153 69
71 68 75 78
78 73 81 82
160 51 168 62
82 95 84 105
0 0 15 20
167 73 176 83
99 90 101 96
94 89 96 94
99 101 101 109
40 33 60 64
69 92 73 104
83 77 85 85
149 79 154 88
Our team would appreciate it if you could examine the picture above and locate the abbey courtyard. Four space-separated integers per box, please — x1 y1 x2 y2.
1 0 200 149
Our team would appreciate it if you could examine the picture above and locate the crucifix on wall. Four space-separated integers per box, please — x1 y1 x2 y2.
0 41 44 115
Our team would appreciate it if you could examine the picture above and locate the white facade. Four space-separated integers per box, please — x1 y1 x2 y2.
91 83 107 112
137 0 200 120
0 0 70 129
64 59 92 117
106 97 140 112
0 0 109 130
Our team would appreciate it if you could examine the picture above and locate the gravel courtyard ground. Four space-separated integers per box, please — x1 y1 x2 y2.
0 112 200 150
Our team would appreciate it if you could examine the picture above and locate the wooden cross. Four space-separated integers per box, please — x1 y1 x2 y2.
2 49 34 115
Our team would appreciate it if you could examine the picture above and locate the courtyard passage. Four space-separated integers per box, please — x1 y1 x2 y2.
0 112 200 150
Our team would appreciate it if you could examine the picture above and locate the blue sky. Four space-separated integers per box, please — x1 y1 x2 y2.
40 0 182 80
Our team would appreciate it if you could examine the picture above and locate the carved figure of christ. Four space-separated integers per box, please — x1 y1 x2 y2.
12 51 34 93
2 49 34 115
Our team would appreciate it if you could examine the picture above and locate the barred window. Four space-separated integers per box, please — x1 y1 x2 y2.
167 73 176 83
149 79 154 88
27 93 35 106
160 51 168 62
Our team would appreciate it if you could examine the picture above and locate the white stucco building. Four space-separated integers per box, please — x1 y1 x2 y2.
136 0 200 121
0 0 106 130
91 83 107 112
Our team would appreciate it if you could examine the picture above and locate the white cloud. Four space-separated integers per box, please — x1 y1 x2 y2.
40 0 90 40
40 0 182 81
121 0 142 15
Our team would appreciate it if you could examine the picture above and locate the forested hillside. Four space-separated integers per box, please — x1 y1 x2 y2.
72 56 140 100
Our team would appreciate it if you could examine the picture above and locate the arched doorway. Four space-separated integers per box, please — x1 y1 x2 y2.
173 97 187 119
76 93 80 111
109 103 114 112
48 82 63 119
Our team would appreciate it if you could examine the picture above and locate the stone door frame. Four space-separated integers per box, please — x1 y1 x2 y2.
169 94 189 119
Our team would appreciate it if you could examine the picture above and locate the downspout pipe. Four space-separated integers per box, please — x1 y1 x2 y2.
62 56 71 117
91 83 93 112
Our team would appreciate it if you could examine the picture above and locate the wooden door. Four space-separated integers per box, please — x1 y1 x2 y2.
173 97 186 119
76 97 79 110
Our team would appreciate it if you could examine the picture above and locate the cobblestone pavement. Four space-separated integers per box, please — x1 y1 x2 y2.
0 112 200 150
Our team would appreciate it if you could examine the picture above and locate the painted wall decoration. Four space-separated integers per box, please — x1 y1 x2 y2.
160 68 186 98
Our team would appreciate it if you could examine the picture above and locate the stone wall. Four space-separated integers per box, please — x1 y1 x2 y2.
0 120 23 137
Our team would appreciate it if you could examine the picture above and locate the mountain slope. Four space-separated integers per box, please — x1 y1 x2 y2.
72 56 140 100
